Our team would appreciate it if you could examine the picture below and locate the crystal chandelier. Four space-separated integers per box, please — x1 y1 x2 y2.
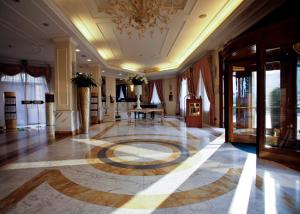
99 0 180 38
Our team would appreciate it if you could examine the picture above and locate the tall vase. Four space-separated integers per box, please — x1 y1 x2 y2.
78 87 90 134
134 85 142 110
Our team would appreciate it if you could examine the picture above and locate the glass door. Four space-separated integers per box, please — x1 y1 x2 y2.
231 64 257 143
227 44 257 144
264 44 300 152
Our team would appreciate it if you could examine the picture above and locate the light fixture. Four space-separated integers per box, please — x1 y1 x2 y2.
87 59 92 62
130 84 134 92
198 14 207 19
102 70 105 73
75 48 80 52
118 73 122 76
98 0 183 38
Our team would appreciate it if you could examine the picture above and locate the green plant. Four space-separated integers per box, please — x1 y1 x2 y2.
125 73 148 85
71 72 97 88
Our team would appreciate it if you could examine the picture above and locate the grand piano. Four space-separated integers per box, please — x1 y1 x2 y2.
133 104 157 119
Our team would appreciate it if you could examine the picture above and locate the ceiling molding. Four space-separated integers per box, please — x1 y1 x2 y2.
2 0 49 37
53 0 244 73
158 28 170 56
52 37 78 46
166 20 186 57
0 0 279 78
0 57 52 67
31 0 68 35
0 18 41 47
41 0 142 74
186 0 198 15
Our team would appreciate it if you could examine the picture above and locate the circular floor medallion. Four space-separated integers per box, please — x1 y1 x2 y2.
86 138 197 176
97 141 189 169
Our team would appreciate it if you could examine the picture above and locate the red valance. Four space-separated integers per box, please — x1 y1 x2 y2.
0 63 51 81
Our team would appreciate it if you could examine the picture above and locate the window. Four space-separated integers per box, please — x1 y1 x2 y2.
150 83 161 104
118 86 125 101
0 73 48 127
197 71 210 124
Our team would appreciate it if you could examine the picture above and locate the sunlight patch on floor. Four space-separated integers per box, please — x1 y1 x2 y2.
264 171 277 214
0 158 100 170
228 153 256 214
111 134 225 214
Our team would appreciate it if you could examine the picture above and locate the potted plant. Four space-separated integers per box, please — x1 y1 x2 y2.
71 72 97 133
125 74 148 109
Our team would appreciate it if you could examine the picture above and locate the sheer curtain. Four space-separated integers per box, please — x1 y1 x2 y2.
0 73 48 127
179 79 188 116
198 71 210 124
150 83 161 104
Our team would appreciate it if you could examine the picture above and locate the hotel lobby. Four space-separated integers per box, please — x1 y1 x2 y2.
0 0 300 213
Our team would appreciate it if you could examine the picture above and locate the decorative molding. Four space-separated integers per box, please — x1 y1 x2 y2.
53 37 78 46
166 20 186 57
158 28 170 56
185 0 198 15
0 18 41 47
1 0 49 37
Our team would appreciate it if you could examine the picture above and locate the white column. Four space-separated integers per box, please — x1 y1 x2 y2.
105 76 116 121
89 65 102 123
53 37 79 135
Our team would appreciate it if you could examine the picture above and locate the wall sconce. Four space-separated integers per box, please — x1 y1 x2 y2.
130 84 134 92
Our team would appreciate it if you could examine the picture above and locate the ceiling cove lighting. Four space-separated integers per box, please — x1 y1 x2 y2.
63 0 243 73
97 49 114 60
172 0 243 69
72 17 97 42
120 62 141 72
119 0 243 72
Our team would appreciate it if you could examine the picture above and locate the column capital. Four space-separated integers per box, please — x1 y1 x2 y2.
53 37 78 47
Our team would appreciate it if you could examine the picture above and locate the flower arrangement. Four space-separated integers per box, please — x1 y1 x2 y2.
71 72 97 88
125 73 148 85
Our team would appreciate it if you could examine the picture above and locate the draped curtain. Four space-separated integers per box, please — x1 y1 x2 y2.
116 85 121 101
0 73 49 127
176 68 192 115
155 80 164 112
186 68 195 98
0 64 51 81
199 56 215 126
148 80 155 103
193 62 201 95
121 85 127 100
175 54 215 125
0 63 50 127
175 75 182 115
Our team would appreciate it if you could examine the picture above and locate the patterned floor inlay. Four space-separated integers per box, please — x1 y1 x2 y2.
0 119 299 213
86 138 198 176
0 168 242 211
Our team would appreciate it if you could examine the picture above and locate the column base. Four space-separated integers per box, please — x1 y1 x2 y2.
55 110 80 134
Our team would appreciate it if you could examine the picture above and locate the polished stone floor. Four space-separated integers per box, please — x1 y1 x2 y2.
0 118 299 213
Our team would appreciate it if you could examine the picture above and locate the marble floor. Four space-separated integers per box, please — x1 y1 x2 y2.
0 118 299 214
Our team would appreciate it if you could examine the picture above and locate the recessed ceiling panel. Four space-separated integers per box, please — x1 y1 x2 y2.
54 0 244 72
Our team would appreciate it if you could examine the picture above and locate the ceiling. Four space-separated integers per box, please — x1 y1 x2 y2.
0 0 284 78
53 0 244 73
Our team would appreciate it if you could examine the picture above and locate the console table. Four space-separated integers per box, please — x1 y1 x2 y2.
128 108 164 123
